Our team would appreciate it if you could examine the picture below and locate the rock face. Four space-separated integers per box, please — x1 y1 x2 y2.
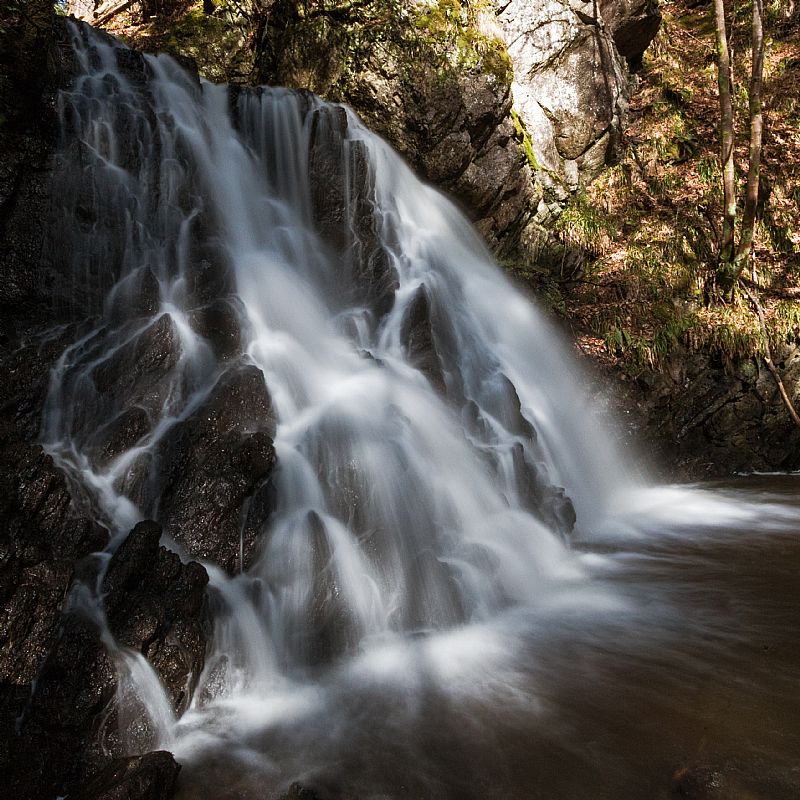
0 300 109 796
102 521 210 712
305 102 399 319
76 751 182 800
155 364 277 573
251 1 539 257
63 0 661 262
15 519 210 798
0 13 215 800
601 344 800 480
599 0 662 65
222 0 659 260
497 0 630 197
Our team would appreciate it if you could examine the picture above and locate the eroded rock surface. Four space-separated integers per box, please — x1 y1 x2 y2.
599 344 800 480
17 520 209 798
155 364 277 573
77 751 182 800
497 0 629 193
599 0 662 65
102 520 210 712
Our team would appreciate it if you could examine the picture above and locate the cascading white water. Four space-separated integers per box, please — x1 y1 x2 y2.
41 21 800 800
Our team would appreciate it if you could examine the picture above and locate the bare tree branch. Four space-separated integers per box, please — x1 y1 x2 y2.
740 281 800 429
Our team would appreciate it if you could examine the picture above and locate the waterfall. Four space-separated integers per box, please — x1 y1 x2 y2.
42 20 647 792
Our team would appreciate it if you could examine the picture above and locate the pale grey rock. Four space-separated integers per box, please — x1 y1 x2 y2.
497 0 630 187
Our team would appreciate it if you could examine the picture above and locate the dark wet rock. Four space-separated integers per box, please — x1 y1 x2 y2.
155 364 277 573
362 60 536 260
0 13 76 321
303 510 358 668
598 345 800 480
400 285 446 394
280 782 324 800
92 313 181 405
486 374 536 441
77 751 181 800
511 443 576 537
189 297 242 360
12 519 208 797
308 105 350 254
0 440 107 705
250 5 538 259
0 305 109 795
308 105 398 320
670 765 726 799
74 313 181 465
186 257 236 307
16 614 118 798
89 406 152 466
345 138 399 321
109 268 161 321
102 520 210 712
114 46 150 90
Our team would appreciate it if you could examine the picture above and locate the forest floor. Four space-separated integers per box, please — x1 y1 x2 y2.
523 0 800 379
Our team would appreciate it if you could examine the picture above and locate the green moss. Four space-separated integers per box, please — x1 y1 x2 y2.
412 0 512 87
480 38 513 86
510 109 537 170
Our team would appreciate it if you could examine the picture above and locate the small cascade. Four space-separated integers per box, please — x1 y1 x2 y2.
42 19 641 784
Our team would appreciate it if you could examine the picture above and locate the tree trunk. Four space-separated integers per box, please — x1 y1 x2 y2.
713 0 736 279
732 0 765 284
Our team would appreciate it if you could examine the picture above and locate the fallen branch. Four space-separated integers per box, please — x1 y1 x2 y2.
94 0 137 26
740 280 800 428
740 276 800 300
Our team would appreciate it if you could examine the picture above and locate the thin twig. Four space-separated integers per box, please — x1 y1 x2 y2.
739 276 800 299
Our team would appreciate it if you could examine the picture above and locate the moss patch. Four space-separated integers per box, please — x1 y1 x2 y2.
511 108 538 169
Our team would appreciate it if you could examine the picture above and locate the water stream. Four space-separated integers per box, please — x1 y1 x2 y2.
40 22 800 799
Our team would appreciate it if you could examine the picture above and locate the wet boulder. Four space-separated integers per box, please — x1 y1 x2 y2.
186 254 236 308
16 520 209 797
88 406 152 466
188 296 242 360
155 364 277 574
399 285 446 394
346 138 398 321
76 751 181 800
308 105 350 255
512 442 576 537
303 510 358 668
102 520 210 713
0 317 109 798
0 445 106 707
92 313 181 413
308 105 398 321
107 267 161 321
280 783 324 800
17 614 118 798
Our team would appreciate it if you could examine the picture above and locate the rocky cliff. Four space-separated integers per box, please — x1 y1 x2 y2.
68 0 661 260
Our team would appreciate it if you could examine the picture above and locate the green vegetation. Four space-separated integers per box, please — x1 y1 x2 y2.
413 0 512 86
532 0 800 374
511 109 537 170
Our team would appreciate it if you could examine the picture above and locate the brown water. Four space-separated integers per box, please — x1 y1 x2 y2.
173 476 800 800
